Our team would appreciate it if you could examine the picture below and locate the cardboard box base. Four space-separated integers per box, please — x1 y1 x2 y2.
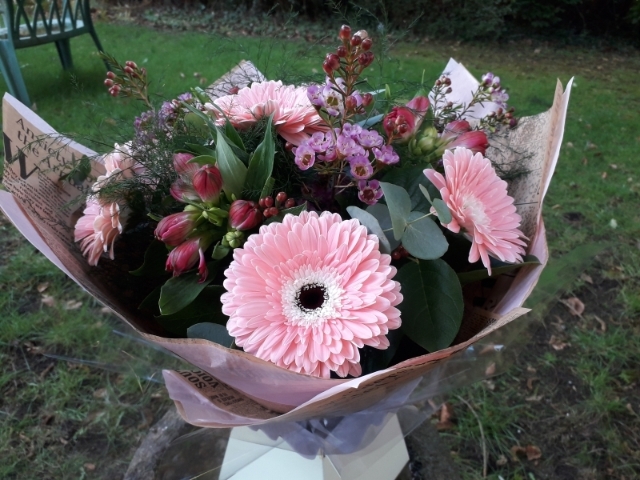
219 414 409 480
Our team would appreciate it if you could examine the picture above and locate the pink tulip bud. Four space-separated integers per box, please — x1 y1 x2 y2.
447 130 489 155
165 236 210 282
170 178 200 203
155 211 198 247
192 164 223 203
172 153 197 176
229 200 263 231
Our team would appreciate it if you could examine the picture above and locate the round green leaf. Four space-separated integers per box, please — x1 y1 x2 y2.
402 211 448 260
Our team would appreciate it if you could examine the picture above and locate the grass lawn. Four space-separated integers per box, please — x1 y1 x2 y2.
1 19 639 479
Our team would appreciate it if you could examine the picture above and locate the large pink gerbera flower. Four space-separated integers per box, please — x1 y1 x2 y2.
74 198 125 266
205 81 327 146
424 147 527 275
220 211 402 379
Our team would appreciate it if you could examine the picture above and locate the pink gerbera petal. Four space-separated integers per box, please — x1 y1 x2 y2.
220 211 402 378
424 147 527 275
205 81 328 146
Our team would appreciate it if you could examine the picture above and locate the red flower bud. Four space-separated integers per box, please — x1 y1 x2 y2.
339 25 351 41
104 79 114 87
383 95 430 142
229 85 240 94
337 46 347 58
361 38 373 51
358 51 374 67
362 93 374 107
284 198 296 209
172 153 197 176
275 192 287 204
322 60 334 76
124 66 134 75
192 164 223 203
155 211 198 247
165 236 210 282
125 60 138 69
229 200 263 231
325 53 340 71
263 196 274 208
106 71 116 79
345 95 358 111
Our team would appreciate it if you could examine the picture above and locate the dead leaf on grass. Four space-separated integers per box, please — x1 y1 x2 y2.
84 463 96 471
549 335 570 351
594 315 607 332
483 379 496 391
41 294 56 307
510 445 542 461
92 388 107 399
580 273 593 284
36 282 49 293
496 454 508 466
525 395 543 402
562 297 585 316
63 300 83 310
526 366 537 374
99 306 112 314
601 171 607 179
485 362 496 376
526 377 538 390
39 363 54 379
436 402 457 430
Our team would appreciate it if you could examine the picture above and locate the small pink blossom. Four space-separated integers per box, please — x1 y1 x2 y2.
358 180 383 205
349 155 374 180
293 144 316 170
424 148 527 275
221 211 402 378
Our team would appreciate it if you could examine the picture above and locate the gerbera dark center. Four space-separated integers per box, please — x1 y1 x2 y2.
296 283 327 311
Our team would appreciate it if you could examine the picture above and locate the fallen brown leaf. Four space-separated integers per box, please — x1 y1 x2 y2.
63 300 83 310
601 171 607 179
580 273 593 284
526 445 542 461
36 282 49 293
39 363 54 380
594 315 607 332
485 362 496 376
526 366 537 374
92 388 107 399
526 377 538 390
496 454 508 466
41 294 56 307
562 297 585 316
525 395 543 402
84 463 96 472
549 335 570 351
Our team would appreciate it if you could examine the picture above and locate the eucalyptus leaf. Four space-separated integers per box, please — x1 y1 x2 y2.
357 113 384 128
383 166 438 212
432 198 452 224
396 259 464 352
402 211 448 260
187 322 234 348
379 182 412 241
155 286 227 336
264 203 307 224
215 129 247 200
245 115 275 198
158 262 218 315
366 203 400 251
130 240 169 277
457 255 541 285
346 206 391 254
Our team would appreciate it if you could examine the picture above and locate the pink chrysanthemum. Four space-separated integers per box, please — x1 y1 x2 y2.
221 211 402 379
424 148 527 275
74 198 125 266
205 81 327 146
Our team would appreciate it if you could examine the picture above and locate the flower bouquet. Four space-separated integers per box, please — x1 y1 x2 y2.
1 25 572 455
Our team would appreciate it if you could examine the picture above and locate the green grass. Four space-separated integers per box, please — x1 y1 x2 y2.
1 20 640 479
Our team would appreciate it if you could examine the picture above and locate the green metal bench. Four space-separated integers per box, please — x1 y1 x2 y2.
0 0 106 106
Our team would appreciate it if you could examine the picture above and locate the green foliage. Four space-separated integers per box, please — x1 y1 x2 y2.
244 114 275 199
158 264 216 315
395 259 464 351
187 322 234 347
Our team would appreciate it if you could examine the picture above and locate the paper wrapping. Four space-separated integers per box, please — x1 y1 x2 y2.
0 59 572 428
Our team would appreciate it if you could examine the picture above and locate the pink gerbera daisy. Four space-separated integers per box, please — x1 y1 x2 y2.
205 80 327 146
74 197 126 266
220 211 402 379
424 148 527 275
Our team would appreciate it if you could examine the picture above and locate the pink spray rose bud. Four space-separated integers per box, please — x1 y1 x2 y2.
155 211 198 247
383 95 430 142
192 164 223 203
229 200 263 231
